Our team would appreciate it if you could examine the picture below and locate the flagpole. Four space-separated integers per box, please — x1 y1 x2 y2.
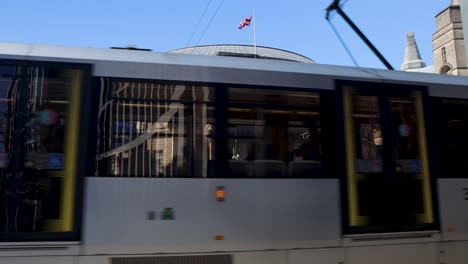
253 10 257 58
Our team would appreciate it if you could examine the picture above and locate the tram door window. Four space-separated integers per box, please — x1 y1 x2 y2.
226 88 321 178
344 95 386 226
389 97 430 225
343 86 434 233
0 64 83 238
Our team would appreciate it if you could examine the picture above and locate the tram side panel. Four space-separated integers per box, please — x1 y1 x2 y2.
436 179 468 264
438 179 468 240
80 177 341 255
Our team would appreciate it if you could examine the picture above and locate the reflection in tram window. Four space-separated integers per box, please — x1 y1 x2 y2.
391 97 421 173
226 88 321 178
96 82 216 178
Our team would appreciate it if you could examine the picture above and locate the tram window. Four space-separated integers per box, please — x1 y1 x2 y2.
435 99 468 177
352 95 383 173
0 64 83 236
96 82 216 178
226 88 321 178
390 97 421 173
228 88 320 107
111 82 215 103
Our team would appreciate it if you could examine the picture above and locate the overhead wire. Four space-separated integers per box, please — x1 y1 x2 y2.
327 18 359 67
186 0 214 47
196 0 226 46
326 0 359 67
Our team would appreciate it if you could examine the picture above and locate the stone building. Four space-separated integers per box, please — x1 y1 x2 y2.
432 0 468 75
461 0 468 61
401 32 434 73
402 0 468 75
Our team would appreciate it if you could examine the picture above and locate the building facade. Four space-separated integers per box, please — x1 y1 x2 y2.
432 0 468 75
459 0 468 65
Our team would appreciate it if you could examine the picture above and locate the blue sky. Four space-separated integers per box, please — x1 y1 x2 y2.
1 0 449 69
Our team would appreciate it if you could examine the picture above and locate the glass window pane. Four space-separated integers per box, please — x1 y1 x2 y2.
227 88 321 178
390 97 421 173
390 95 433 225
436 99 468 177
96 81 215 178
352 95 383 173
111 82 215 102
228 88 320 107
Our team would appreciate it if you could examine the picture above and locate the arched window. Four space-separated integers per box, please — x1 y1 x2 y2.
440 65 452 75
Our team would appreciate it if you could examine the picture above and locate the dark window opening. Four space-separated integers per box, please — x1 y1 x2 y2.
433 98 468 178
226 88 322 178
442 47 447 63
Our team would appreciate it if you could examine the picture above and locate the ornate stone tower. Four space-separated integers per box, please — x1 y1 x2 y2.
433 0 468 75
402 32 427 71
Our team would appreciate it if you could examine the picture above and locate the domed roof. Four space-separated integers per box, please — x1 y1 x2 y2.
168 44 314 63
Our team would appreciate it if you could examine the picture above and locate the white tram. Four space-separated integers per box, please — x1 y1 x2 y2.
0 42 467 264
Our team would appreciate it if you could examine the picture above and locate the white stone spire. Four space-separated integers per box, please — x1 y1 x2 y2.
401 32 426 71
451 0 460 6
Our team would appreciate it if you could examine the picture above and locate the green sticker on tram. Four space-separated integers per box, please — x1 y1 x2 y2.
161 207 175 220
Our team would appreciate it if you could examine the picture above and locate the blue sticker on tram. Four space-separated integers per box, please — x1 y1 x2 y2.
48 153 64 170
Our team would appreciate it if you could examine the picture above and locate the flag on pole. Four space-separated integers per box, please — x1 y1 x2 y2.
239 16 252 29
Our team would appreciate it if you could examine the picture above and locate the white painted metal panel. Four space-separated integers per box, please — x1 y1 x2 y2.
439 241 468 264
0 256 75 264
342 231 440 247
77 256 109 264
78 252 286 264
287 248 344 264
429 84 468 99
437 179 468 240
82 178 341 255
233 251 286 264
0 243 80 258
345 243 438 264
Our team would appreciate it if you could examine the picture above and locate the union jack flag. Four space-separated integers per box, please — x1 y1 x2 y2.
239 16 252 29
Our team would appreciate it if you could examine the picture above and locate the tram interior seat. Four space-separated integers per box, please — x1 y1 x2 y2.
288 160 321 178
228 160 251 178
253 160 286 178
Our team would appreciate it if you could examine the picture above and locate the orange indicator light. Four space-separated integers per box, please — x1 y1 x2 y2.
214 235 224 240
216 186 225 201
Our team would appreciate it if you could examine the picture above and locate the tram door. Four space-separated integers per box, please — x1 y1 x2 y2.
342 85 436 233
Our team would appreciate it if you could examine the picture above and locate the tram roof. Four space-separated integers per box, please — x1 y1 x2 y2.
0 42 467 90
